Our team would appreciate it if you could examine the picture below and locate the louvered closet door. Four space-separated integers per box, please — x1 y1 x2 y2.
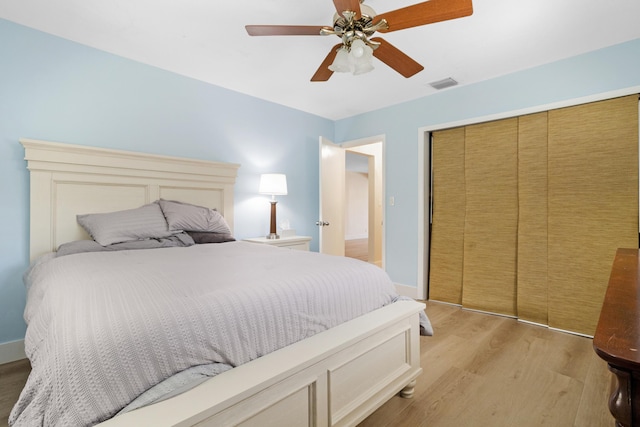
517 112 549 325
462 118 519 316
429 127 465 304
547 95 639 335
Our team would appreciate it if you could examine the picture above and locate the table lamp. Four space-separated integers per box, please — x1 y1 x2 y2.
259 173 287 239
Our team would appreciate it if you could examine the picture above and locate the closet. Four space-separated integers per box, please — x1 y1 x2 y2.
429 95 639 336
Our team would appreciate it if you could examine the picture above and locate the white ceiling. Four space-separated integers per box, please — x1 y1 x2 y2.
2 0 640 120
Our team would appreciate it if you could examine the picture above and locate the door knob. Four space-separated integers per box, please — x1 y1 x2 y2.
315 221 330 227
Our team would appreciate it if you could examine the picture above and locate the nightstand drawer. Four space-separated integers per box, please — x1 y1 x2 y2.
278 242 309 251
243 236 311 251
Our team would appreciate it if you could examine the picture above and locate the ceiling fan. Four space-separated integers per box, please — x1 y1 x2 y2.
246 0 473 82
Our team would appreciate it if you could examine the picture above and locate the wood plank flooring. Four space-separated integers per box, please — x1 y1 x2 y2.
0 302 614 427
346 238 368 261
359 301 614 427
0 359 30 427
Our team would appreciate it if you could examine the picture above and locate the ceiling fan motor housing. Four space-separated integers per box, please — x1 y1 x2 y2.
333 4 383 49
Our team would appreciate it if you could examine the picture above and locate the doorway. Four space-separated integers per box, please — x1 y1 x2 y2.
319 136 384 267
345 151 370 262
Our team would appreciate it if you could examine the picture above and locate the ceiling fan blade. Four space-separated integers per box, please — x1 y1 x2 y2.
370 37 424 78
375 0 473 33
333 0 361 19
246 25 329 36
311 44 342 82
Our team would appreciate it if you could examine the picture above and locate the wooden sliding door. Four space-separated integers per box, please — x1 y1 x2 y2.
517 112 549 325
547 95 638 335
429 127 466 304
462 118 519 316
429 95 639 335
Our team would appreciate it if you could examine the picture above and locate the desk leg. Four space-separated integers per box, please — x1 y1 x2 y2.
609 365 632 427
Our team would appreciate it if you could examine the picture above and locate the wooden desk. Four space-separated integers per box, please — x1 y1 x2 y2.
594 248 640 427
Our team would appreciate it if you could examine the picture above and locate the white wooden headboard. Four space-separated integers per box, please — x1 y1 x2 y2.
21 138 240 260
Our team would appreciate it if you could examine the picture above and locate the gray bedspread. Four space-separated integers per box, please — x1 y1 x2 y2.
10 242 418 426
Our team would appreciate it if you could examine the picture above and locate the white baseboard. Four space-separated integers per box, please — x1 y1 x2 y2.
345 234 368 241
394 283 420 300
0 339 26 364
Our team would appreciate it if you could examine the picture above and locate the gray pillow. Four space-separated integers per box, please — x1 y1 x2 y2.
77 203 173 246
186 231 236 244
158 199 231 234
57 233 195 256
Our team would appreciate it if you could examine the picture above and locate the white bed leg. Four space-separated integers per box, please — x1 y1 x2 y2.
400 380 417 399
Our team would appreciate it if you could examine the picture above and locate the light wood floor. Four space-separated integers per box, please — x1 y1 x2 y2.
359 301 614 427
0 359 29 427
0 302 614 427
346 238 368 261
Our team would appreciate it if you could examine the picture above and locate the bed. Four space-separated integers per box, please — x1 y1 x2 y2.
12 138 428 427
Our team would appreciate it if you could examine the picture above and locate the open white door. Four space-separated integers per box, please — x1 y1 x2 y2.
319 136 345 256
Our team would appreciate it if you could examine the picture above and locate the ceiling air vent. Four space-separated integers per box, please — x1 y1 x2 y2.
429 77 458 90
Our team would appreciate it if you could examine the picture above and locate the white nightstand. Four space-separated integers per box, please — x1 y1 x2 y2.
243 235 311 251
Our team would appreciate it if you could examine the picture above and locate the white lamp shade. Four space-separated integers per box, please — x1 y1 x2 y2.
328 47 351 73
352 43 374 75
328 41 374 76
259 173 288 196
350 39 366 58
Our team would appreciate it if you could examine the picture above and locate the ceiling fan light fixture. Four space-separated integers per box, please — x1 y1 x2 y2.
328 40 375 76
352 58 374 75
350 38 367 58
328 47 351 72
352 42 374 75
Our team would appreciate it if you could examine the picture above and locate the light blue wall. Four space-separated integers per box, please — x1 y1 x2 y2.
2 16 639 348
0 19 333 345
335 38 640 290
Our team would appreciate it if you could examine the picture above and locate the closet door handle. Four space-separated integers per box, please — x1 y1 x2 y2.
315 221 330 227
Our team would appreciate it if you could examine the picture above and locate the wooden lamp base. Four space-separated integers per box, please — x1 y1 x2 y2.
266 200 279 239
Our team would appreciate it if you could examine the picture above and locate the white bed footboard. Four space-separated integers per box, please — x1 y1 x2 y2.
99 300 424 427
